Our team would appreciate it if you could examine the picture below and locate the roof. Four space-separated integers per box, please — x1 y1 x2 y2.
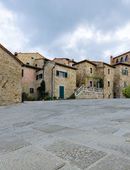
15 52 48 60
112 51 130 59
113 63 130 67
92 61 115 68
22 64 42 70
54 62 77 70
0 43 23 65
73 59 97 66
54 57 77 63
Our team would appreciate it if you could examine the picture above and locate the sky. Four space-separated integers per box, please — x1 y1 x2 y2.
0 0 130 63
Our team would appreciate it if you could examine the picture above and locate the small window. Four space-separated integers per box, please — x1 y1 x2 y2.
36 75 38 80
39 74 43 79
26 62 30 65
90 68 93 74
108 69 110 74
30 88 34 94
108 81 110 87
22 69 24 77
90 81 93 87
35 64 37 67
56 70 68 78
31 57 34 59
116 59 119 63
122 68 128 75
125 55 128 62
56 71 59 76
120 57 123 62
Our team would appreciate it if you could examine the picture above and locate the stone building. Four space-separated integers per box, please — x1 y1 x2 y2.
110 51 130 65
16 53 76 100
74 60 115 99
113 63 130 98
93 61 115 98
44 61 77 99
0 44 22 105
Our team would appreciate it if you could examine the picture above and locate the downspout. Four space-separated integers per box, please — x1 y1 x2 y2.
103 66 105 98
51 64 56 98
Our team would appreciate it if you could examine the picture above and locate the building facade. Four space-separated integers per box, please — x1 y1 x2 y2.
44 61 77 99
0 44 22 105
74 60 115 99
113 63 130 98
110 52 130 65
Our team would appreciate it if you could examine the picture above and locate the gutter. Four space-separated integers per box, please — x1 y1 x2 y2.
51 64 56 98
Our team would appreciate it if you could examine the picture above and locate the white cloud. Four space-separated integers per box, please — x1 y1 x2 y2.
0 2 29 53
51 23 130 62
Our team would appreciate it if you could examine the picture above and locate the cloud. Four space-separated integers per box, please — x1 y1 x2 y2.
0 2 29 53
49 22 130 62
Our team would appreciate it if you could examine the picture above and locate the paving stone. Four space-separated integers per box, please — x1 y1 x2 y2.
0 137 30 154
87 155 130 170
13 121 34 128
0 146 66 170
47 141 106 169
34 125 67 133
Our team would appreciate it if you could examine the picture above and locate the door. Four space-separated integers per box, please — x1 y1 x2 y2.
59 86 64 99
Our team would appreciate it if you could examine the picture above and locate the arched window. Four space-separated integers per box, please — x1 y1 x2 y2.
120 57 123 62
116 59 119 63
125 55 128 62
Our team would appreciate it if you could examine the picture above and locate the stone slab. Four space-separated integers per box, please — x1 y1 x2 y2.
0 137 30 154
87 155 130 170
34 125 66 133
47 140 106 169
0 146 66 170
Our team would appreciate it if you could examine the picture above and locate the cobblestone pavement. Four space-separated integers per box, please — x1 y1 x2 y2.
0 99 130 169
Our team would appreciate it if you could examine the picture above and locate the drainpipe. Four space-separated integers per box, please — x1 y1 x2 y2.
51 64 56 98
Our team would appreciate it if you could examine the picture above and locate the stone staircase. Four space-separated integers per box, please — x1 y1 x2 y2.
75 85 104 99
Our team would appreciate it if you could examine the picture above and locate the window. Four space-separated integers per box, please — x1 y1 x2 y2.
39 74 43 79
36 75 38 80
90 81 93 87
116 59 119 63
30 88 34 94
35 64 37 67
122 68 128 75
90 68 93 74
22 69 24 77
31 57 34 59
26 62 30 65
36 74 43 80
125 55 128 62
108 69 110 74
120 57 123 62
56 71 68 78
108 81 110 87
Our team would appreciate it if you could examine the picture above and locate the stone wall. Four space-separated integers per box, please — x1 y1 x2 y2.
111 53 130 65
75 61 97 88
0 46 22 105
16 53 44 68
102 64 115 98
114 64 130 98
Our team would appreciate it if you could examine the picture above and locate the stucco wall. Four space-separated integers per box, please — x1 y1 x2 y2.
22 67 37 99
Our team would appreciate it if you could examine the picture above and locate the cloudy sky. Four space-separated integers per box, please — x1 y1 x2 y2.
0 0 130 63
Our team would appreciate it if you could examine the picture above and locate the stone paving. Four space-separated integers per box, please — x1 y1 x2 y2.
0 99 130 169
